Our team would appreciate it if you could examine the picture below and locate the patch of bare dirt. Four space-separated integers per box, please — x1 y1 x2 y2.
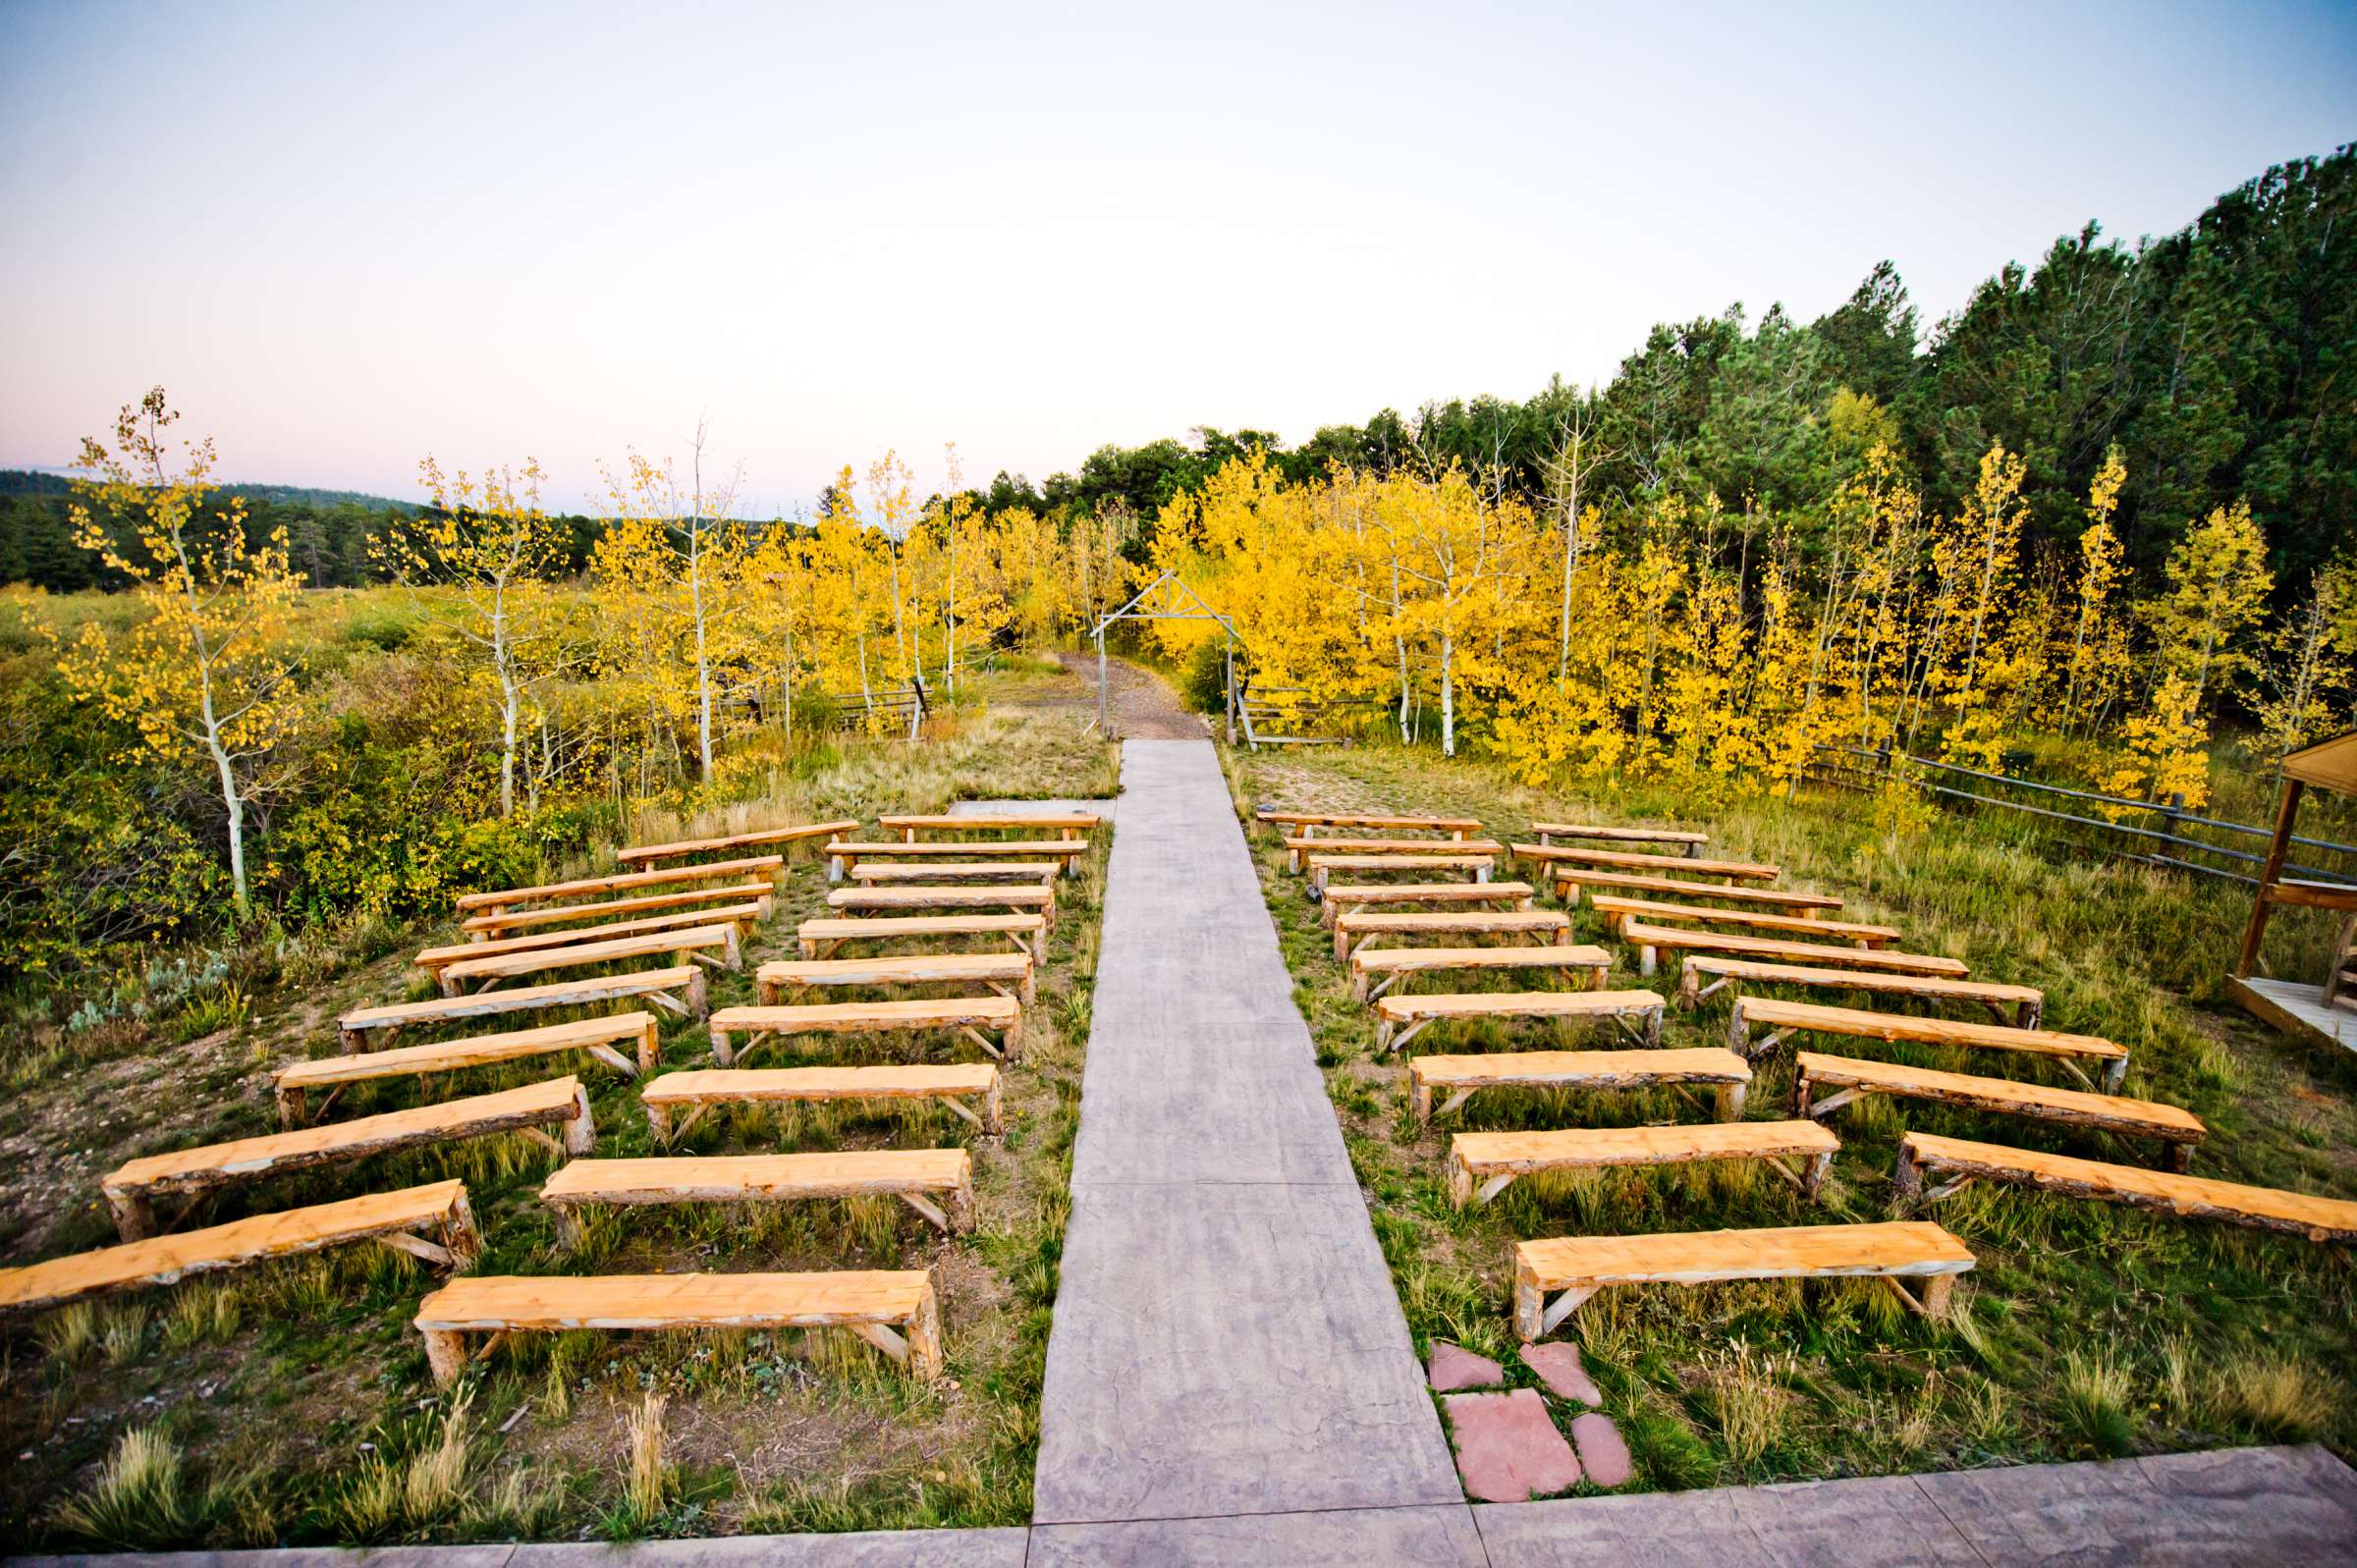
1047 652 1205 739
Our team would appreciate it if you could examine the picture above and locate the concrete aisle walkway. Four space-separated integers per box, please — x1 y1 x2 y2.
1028 739 1474 1556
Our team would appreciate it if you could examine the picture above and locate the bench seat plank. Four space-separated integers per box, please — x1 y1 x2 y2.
709 996 1024 1066
1452 1119 1838 1207
422 904 765 973
1736 996 2122 1089
545 1149 974 1233
852 861 1061 886
1285 837 1505 872
1306 854 1497 892
279 1013 657 1123
758 952 1034 1005
1258 809 1483 833
107 1078 590 1239
457 855 785 914
881 812 1099 836
414 1269 941 1383
827 840 1089 880
338 967 706 1053
827 887 1056 919
1795 1052 2205 1165
642 1063 1003 1138
433 925 739 997
1514 843 1780 882
1513 1220 1973 1337
796 913 1046 961
1896 1131 2357 1243
462 883 773 941
1333 908 1570 960
1374 988 1665 1054
1592 895 1899 948
1620 920 1968 980
1321 883 1529 927
1554 869 1841 913
1532 822 1709 847
1679 957 2043 1029
1350 942 1607 1001
1407 1047 1751 1123
1 1181 479 1316
617 820 858 866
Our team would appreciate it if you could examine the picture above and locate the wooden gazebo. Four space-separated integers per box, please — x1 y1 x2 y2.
2229 728 2357 1053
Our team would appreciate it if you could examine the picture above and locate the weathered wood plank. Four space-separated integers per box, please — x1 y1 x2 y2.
338 967 705 1053
1374 988 1665 1054
1734 996 2120 1086
1531 822 1709 847
1514 843 1779 882
1620 920 1968 980
1794 1051 2204 1164
616 820 857 866
544 1150 973 1234
457 856 784 914
708 996 1023 1066
641 1064 1002 1138
434 926 739 997
757 952 1034 1005
795 913 1047 961
1452 1119 1837 1207
1591 895 1900 948
1553 868 1840 913
1678 957 2042 1028
421 904 766 972
1332 907 1569 961
461 883 774 942
1350 942 1607 1000
1406 1047 1750 1123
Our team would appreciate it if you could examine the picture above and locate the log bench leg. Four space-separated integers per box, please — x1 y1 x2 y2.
1892 1141 1924 1200
1801 1151 1833 1199
422 1327 470 1387
563 1083 597 1156
2104 1055 2128 1096
2166 1141 2195 1174
277 1086 307 1126
1714 1082 1747 1120
905 1281 944 1380
106 1187 157 1243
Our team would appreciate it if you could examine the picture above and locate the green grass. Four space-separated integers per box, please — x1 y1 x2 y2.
1222 733 2357 1493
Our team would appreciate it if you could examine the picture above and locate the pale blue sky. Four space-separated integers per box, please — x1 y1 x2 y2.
2 1 2351 514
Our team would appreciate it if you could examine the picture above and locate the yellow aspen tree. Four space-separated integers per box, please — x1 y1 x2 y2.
2061 450 2131 734
57 388 302 914
865 451 918 686
2146 499 2273 704
605 425 747 782
2246 557 2357 763
1384 464 1505 758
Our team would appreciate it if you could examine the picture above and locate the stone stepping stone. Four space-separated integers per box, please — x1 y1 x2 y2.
1428 1339 1504 1391
1442 1389 1580 1502
1519 1340 1602 1405
1570 1412 1633 1488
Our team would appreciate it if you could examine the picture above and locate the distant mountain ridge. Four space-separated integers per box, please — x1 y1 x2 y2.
0 468 414 514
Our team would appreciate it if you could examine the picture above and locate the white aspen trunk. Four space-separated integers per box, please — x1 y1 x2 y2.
690 538 714 781
209 730 248 915
1440 630 1456 758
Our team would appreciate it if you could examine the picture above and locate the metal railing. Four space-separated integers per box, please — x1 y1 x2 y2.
1801 743 2357 889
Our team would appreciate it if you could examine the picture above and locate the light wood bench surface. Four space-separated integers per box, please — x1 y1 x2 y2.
1333 907 1570 960
1513 1220 1974 1338
1554 868 1840 914
432 925 740 998
1531 821 1709 848
1 1181 479 1317
1285 837 1505 872
1258 809 1482 835
827 886 1056 920
1306 853 1497 892
1794 1052 2205 1167
1451 1119 1839 1207
107 1077 590 1240
1375 988 1666 1054
1895 1130 2357 1243
1734 996 2124 1090
457 855 785 915
422 904 765 974
759 952 1034 1005
1620 920 1968 981
279 1013 657 1124
617 820 858 866
1680 957 2043 1029
338 966 706 1054
544 1149 974 1236
797 913 1046 961
1408 1047 1752 1123
852 861 1061 886
881 812 1098 838
1351 942 1607 1001
462 883 773 942
1592 895 1899 949
827 839 1090 877
1320 882 1530 928
1514 843 1779 883
709 996 1024 1066
414 1269 942 1384
643 1063 1003 1139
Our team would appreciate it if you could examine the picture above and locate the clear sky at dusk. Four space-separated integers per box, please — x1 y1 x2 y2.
2 0 2352 514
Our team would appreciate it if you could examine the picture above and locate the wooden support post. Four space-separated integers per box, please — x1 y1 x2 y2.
422 1327 468 1386
2236 778 2303 978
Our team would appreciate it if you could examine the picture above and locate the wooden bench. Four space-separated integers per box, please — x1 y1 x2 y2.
1 1181 480 1317
709 996 1024 1066
1531 821 1709 851
462 882 774 943
414 1269 942 1385
1733 996 2125 1090
1512 1221 1974 1340
1305 853 1497 892
827 839 1090 878
1284 837 1506 873
421 904 766 977
1258 809 1482 838
1591 895 1899 949
1619 920 1969 981
852 861 1061 886
1351 942 1608 1002
1554 869 1840 915
1680 957 2044 1029
643 1063 1003 1139
337 966 707 1054
280 1013 659 1124
1320 882 1532 928
1408 1047 1752 1124
759 952 1034 1005
457 855 786 917
1375 988 1666 1054
827 886 1056 920
1793 1052 2205 1168
1333 907 1570 961
106 1078 591 1240
617 820 857 867
544 1149 974 1238
880 812 1098 840
432 925 740 998
1451 1119 1840 1208
1894 1130 2357 1243
1514 843 1780 883
797 913 1047 962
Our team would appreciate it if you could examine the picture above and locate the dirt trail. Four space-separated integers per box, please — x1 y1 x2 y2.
1036 651 1205 739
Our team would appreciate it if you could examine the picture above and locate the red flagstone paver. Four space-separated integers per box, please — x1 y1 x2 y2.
1428 1339 1504 1391
1442 1389 1580 1503
1520 1340 1602 1405
1570 1412 1634 1487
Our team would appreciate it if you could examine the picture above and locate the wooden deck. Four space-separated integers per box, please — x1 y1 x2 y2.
2228 974 2357 1054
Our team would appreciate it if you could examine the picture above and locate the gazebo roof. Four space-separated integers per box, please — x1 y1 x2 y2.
2284 729 2357 793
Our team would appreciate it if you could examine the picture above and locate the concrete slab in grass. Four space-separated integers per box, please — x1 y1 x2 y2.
507 1533 1029 1568
1030 1503 1487 1566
